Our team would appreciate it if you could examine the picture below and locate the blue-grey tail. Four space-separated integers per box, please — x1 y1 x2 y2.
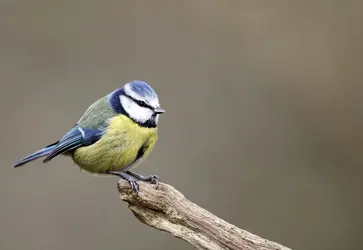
13 143 58 168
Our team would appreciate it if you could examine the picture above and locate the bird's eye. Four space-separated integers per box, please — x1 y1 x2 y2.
136 100 147 107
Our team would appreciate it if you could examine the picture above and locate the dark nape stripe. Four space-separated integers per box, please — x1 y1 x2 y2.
109 88 126 114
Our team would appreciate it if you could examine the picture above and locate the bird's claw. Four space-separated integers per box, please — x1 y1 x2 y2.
143 175 159 185
128 179 139 194
107 170 140 194
126 171 160 186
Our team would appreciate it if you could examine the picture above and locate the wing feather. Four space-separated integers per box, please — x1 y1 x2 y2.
43 126 103 163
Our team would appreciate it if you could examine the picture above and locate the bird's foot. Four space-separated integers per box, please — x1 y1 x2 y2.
127 171 159 185
107 171 139 193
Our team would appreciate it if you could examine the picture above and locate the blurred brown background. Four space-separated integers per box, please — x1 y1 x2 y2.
1 1 362 250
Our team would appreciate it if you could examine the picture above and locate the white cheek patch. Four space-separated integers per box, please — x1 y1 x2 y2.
120 95 153 123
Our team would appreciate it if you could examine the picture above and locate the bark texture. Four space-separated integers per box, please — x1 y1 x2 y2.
118 180 292 250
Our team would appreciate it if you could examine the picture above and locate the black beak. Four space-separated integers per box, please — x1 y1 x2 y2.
154 107 166 114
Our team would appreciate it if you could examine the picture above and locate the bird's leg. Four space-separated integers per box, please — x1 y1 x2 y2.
126 171 159 185
107 171 139 193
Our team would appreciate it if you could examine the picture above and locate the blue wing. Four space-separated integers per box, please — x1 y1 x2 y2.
13 142 58 167
43 125 104 163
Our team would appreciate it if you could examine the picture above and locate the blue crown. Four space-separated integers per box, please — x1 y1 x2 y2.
128 80 157 98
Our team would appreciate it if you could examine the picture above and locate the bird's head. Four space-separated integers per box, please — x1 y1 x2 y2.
109 80 165 128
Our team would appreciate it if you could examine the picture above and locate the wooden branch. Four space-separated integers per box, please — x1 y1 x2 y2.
118 180 292 250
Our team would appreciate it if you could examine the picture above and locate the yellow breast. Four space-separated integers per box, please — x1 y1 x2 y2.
72 115 158 173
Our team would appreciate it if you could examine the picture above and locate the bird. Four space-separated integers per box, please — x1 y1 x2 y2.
13 80 165 193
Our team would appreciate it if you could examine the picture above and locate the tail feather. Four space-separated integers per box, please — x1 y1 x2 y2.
13 143 58 168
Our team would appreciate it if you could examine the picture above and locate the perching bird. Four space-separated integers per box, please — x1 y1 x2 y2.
13 80 165 193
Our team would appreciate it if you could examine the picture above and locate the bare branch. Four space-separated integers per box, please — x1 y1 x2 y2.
118 180 292 250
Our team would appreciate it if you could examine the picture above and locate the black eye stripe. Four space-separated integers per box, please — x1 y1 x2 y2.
136 100 148 108
123 93 153 110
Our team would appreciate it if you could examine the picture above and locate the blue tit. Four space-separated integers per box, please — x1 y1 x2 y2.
13 80 165 193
